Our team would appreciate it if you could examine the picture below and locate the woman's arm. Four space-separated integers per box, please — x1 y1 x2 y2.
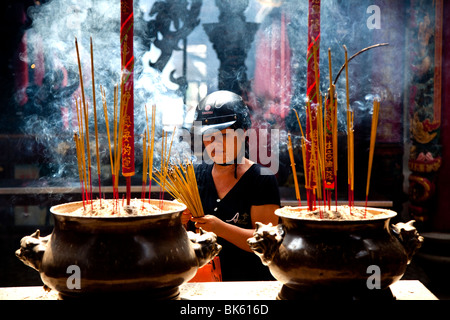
251 204 280 227
191 204 279 252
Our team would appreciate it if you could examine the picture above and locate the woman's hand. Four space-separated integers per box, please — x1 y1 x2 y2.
192 214 256 252
191 215 225 235
181 209 192 226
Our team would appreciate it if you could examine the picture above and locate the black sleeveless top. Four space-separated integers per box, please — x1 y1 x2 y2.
194 162 281 281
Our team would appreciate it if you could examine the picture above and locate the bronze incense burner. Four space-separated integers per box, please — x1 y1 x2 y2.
248 206 423 300
16 199 221 299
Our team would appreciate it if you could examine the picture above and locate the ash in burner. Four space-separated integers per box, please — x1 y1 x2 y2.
123 205 137 215
64 199 171 217
278 205 394 221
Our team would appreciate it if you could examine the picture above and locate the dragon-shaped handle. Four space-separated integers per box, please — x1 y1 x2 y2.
247 222 285 265
188 228 222 268
16 230 50 272
391 220 424 263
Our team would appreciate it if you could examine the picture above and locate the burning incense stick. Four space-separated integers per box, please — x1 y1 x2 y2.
74 38 87 116
350 110 355 206
115 94 128 186
365 99 380 215
153 160 204 218
148 105 156 201
293 109 309 191
90 37 102 204
73 133 86 210
167 127 176 167
140 106 156 203
334 43 389 85
344 45 351 206
327 48 335 116
150 125 205 216
75 95 93 207
287 133 301 205
76 98 88 203
112 85 119 197
141 106 150 202
83 100 92 194
158 128 176 203
75 38 93 204
141 129 148 202
344 45 355 209
160 130 168 201
100 86 114 180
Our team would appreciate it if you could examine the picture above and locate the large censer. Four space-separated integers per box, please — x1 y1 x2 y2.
248 206 423 300
16 199 221 299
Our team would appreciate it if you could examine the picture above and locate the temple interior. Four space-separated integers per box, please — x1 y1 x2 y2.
1 0 449 300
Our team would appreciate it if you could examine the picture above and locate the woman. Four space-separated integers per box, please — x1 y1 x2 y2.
182 90 280 281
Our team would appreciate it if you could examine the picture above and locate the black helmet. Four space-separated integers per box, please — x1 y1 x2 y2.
194 90 252 134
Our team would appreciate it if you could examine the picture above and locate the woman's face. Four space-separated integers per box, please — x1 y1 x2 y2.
203 128 246 164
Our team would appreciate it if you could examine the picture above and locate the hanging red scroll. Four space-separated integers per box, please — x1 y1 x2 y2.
121 0 135 204
306 0 321 210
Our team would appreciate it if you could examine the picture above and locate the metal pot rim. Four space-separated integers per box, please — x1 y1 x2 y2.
49 199 187 220
275 206 397 223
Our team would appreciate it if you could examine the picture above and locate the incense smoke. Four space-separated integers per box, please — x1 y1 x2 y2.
282 0 395 136
16 0 405 191
19 0 189 186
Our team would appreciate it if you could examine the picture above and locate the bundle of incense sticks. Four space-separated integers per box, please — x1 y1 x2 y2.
290 43 382 216
152 129 204 218
153 161 204 218
74 37 203 215
100 83 128 202
74 99 90 210
74 37 130 212
297 43 336 212
74 38 94 208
